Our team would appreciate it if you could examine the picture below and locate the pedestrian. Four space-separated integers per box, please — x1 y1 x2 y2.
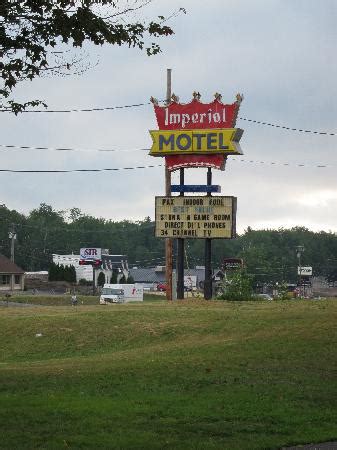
71 293 78 306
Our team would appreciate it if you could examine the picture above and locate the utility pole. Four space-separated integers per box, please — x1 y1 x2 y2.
8 224 17 292
296 245 304 297
204 168 213 300
8 224 16 263
176 168 185 299
165 68 173 301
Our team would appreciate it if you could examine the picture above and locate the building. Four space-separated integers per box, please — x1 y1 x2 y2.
0 254 25 291
129 266 208 290
52 253 92 282
52 252 129 284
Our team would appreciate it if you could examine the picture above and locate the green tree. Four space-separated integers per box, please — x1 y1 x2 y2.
48 262 57 281
126 275 135 283
0 0 175 112
218 270 253 301
110 272 117 284
119 274 126 284
97 271 106 287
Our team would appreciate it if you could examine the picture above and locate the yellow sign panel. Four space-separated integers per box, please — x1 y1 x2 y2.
149 128 243 156
155 196 237 239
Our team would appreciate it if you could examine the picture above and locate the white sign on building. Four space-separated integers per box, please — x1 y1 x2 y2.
80 248 102 261
298 266 312 276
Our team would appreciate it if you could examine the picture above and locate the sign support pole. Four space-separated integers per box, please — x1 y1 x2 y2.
177 168 185 299
204 168 213 300
165 69 173 301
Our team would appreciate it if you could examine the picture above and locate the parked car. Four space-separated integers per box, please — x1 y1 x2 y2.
157 283 167 292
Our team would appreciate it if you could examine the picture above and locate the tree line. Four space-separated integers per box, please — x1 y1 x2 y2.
1 203 337 284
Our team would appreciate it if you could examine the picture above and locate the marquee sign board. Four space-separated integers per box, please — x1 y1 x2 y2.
155 196 237 239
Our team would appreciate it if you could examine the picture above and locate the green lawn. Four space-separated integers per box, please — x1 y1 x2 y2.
0 299 336 449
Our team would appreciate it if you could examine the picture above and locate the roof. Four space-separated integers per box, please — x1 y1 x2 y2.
129 267 216 284
129 268 166 283
0 254 25 274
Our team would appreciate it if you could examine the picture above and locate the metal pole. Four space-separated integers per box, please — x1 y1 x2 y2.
177 168 185 299
165 69 173 301
204 168 213 300
92 266 96 296
9 224 16 263
299 252 302 297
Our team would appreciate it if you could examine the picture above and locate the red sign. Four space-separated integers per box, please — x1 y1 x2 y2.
150 93 243 171
154 98 238 130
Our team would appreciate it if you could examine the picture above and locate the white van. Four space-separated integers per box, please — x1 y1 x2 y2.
100 284 144 304
100 287 124 304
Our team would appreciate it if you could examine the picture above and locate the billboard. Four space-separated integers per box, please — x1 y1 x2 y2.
80 248 102 261
155 196 236 239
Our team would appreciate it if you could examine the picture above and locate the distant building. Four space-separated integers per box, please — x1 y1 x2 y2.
52 252 129 284
0 254 25 291
129 266 208 290
52 254 92 281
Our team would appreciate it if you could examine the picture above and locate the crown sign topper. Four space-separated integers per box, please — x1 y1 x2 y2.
149 93 243 171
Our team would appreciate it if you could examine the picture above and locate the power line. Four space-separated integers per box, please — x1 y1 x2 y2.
238 117 336 136
230 158 332 169
0 144 150 153
0 143 335 169
0 101 153 114
0 164 162 173
0 157 334 173
0 98 336 136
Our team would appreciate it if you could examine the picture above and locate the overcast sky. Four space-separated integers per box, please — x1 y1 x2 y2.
1 0 336 233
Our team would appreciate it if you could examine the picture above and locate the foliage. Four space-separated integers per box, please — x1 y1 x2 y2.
119 274 126 284
0 0 175 112
78 278 91 286
97 271 105 287
2 203 337 286
48 261 76 282
274 281 291 300
110 272 118 284
218 270 253 301
126 275 134 283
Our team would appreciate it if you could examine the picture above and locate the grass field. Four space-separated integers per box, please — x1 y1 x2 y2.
0 298 336 449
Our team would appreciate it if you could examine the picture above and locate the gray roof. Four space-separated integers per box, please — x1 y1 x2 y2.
129 268 166 283
129 267 211 284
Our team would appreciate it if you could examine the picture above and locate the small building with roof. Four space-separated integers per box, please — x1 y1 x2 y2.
0 254 25 291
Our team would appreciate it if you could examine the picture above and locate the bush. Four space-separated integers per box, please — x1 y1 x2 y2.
218 270 253 301
78 278 92 286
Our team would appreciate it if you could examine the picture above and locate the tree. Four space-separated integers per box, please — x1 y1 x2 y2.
126 275 134 283
218 270 253 301
110 272 117 284
0 1 176 113
97 271 106 287
119 274 126 284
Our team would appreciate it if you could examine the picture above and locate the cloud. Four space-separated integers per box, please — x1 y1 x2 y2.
1 0 337 233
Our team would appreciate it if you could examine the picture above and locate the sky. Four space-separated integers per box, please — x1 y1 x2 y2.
1 0 337 233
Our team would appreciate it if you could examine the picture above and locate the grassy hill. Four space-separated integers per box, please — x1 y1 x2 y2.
0 299 336 449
